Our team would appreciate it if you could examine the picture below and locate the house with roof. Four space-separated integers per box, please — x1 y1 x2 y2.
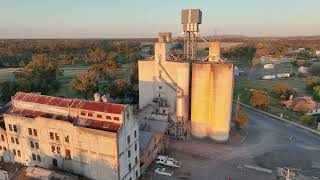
0 92 140 180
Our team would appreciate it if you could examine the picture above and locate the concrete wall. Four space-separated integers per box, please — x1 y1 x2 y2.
3 105 140 180
118 106 140 180
140 132 167 173
138 42 190 122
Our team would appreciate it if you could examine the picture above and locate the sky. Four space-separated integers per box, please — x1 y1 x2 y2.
0 0 319 39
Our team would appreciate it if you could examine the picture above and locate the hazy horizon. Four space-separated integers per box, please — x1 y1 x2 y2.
1 0 320 39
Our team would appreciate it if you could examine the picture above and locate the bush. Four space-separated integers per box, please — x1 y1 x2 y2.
250 90 270 108
271 83 293 98
305 76 320 90
300 115 316 126
313 86 320 101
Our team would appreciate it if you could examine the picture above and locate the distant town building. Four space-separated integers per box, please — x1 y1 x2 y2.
315 51 320 56
263 63 274 70
1 92 140 180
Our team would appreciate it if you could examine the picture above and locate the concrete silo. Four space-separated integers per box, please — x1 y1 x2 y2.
208 64 233 141
191 42 234 141
191 64 211 138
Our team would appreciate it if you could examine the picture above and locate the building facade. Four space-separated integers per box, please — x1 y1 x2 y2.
1 92 140 180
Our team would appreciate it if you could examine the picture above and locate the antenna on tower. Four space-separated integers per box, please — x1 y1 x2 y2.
181 9 202 61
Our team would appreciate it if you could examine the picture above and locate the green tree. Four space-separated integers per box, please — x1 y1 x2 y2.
271 83 293 98
0 80 31 102
21 54 60 93
250 90 270 108
88 47 106 63
128 62 138 85
313 86 320 101
69 71 99 99
104 79 133 103
300 115 316 126
305 76 320 90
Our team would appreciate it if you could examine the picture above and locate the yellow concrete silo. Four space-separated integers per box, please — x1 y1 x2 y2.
191 42 234 141
208 63 233 141
190 63 211 138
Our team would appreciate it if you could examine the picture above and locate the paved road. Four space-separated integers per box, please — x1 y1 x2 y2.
145 105 320 180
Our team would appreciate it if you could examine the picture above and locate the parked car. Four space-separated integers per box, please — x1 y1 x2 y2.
155 168 173 177
156 155 182 168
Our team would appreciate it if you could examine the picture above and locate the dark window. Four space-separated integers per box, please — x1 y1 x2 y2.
9 124 12 131
35 142 39 149
51 146 55 153
13 149 16 156
114 117 119 121
65 136 69 143
65 149 71 159
159 86 162 90
30 141 34 148
15 138 19 145
80 111 86 116
52 158 58 167
128 163 132 171
13 125 17 132
135 156 138 164
136 170 139 177
0 146 2 150
17 150 21 157
32 154 36 161
128 150 131 158
88 113 93 117
33 129 38 136
134 130 137 138
37 155 41 162
127 135 130 144
11 137 14 143
106 116 111 120
28 128 32 135
3 147 6 151
55 133 59 141
162 109 166 113
57 147 61 154
97 114 102 118
135 143 137 151
49 132 54 140
1 135 4 141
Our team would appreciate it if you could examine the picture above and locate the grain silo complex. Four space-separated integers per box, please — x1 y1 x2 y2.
138 9 234 141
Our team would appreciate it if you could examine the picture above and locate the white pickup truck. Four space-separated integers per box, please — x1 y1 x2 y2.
156 155 182 168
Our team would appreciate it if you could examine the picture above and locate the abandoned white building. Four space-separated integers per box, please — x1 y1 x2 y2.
0 92 140 180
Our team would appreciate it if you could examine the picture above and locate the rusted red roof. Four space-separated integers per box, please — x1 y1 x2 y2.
10 108 76 123
78 100 126 114
13 92 126 115
14 92 73 108
75 118 121 133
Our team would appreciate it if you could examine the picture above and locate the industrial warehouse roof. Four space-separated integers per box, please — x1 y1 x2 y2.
13 92 126 114
8 92 126 133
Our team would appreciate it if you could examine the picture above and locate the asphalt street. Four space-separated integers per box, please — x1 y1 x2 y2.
145 105 320 180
